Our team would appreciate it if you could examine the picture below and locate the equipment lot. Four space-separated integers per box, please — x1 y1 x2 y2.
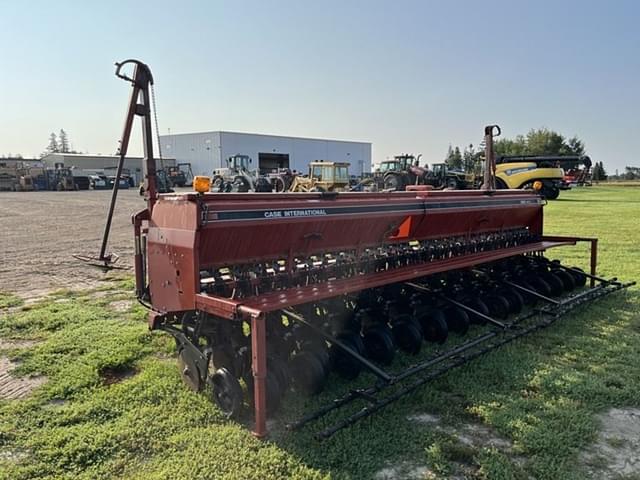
0 186 639 479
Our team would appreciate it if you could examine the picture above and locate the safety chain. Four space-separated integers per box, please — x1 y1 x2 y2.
150 83 165 172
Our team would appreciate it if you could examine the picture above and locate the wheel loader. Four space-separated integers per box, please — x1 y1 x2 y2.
212 154 272 192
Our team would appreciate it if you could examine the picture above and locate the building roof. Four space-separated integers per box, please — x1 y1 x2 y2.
41 153 175 160
159 130 371 145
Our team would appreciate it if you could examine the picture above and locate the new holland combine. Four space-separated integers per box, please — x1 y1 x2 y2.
89 60 633 440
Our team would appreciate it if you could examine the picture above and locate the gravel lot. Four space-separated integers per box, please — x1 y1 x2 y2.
0 189 149 298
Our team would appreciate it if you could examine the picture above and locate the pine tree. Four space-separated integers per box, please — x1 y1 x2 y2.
58 129 70 153
47 132 59 153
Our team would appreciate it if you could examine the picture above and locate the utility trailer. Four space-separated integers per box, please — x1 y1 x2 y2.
88 60 634 440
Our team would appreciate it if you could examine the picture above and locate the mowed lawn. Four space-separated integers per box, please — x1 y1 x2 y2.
0 186 638 480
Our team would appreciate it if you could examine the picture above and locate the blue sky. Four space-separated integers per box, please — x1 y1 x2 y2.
1 0 638 172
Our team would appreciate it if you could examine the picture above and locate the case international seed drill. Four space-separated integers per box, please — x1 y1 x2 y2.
90 60 634 440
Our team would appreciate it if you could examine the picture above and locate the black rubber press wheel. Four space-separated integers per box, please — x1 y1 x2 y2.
484 294 510 320
330 332 365 380
416 308 449 344
540 272 564 296
363 325 395 365
553 269 576 292
290 351 326 395
461 297 490 325
443 306 470 335
391 315 423 355
210 368 244 419
502 288 524 315
569 267 588 287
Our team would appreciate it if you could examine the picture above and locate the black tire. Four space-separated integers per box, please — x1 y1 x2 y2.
232 176 251 193
495 178 508 189
541 272 564 296
290 351 326 395
384 174 403 191
485 295 510 320
212 176 225 192
391 318 423 355
363 325 395 365
526 275 552 297
330 332 365 380
553 269 576 291
302 342 331 379
462 297 490 325
268 357 290 391
443 306 470 335
210 368 244 419
543 186 560 200
569 267 587 287
416 308 449 344
254 177 273 192
515 279 538 306
446 178 458 189
502 288 524 315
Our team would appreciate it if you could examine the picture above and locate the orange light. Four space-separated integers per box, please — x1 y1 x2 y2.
533 180 543 191
193 176 211 193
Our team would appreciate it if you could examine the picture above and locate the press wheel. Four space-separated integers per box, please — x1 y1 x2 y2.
210 367 243 419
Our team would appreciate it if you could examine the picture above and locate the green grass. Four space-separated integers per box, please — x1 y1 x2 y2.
0 186 638 479
0 292 23 310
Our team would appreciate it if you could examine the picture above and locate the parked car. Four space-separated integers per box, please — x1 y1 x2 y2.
89 175 108 190
107 176 130 189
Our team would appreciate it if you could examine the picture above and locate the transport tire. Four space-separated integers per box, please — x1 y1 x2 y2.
363 325 395 365
416 308 449 344
443 306 470 335
210 368 244 419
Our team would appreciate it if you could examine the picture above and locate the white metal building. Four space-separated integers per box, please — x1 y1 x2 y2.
159 131 372 177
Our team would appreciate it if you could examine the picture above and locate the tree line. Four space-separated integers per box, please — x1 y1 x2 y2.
443 127 610 179
45 129 78 154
